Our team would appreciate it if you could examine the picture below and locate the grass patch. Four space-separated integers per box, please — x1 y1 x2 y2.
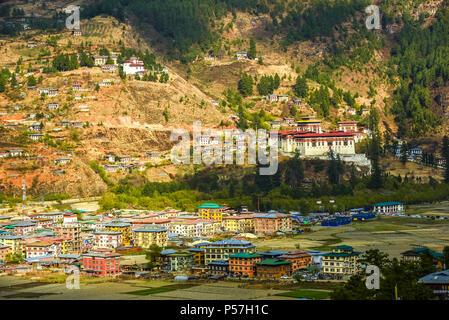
123 283 196 296
275 289 330 300
311 235 342 251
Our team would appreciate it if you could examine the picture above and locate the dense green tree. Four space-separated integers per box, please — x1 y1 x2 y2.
238 72 253 97
293 76 308 98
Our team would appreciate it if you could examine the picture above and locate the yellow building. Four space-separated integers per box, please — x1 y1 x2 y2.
197 203 223 222
222 214 255 232
105 222 131 246
322 245 361 278
0 235 23 254
132 226 168 249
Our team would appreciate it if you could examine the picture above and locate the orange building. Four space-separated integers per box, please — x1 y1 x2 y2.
255 259 292 280
229 253 262 278
278 251 312 273
254 212 292 234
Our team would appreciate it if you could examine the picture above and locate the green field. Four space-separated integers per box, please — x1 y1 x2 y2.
123 283 197 296
275 289 330 300
253 216 449 257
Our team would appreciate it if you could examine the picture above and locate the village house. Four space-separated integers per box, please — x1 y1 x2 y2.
7 222 37 236
236 51 248 60
93 231 123 249
28 133 43 141
197 203 223 222
101 64 118 73
92 55 108 66
47 103 59 110
25 241 62 259
81 250 121 277
0 245 12 262
401 247 444 270
162 250 196 272
208 259 229 276
229 253 262 278
222 214 255 233
104 222 132 246
418 270 449 300
278 251 312 273
266 94 289 103
0 235 22 254
372 201 404 214
123 56 145 75
7 149 24 157
104 164 119 173
338 121 358 132
255 259 292 280
53 158 72 165
322 245 361 278
198 239 256 265
72 81 82 91
72 29 82 36
132 226 168 249
254 212 292 234
52 224 81 253
62 212 78 224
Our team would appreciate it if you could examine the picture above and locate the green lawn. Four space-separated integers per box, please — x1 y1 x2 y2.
123 283 196 296
275 289 330 300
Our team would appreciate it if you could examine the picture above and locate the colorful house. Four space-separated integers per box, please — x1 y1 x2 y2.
229 253 262 278
278 251 312 273
197 203 223 222
81 251 121 277
200 239 256 264
163 250 195 271
0 235 23 254
253 212 292 234
222 214 255 232
132 226 168 249
418 270 449 300
322 245 361 278
372 201 404 214
401 247 444 270
255 259 292 279
104 222 132 246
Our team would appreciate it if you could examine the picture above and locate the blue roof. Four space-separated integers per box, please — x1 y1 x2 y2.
133 228 168 232
58 254 81 259
258 250 286 256
12 222 36 227
161 249 177 255
105 223 131 227
208 259 229 265
186 248 205 253
210 239 251 245
418 270 449 284
25 255 55 262
0 235 22 240
373 201 404 206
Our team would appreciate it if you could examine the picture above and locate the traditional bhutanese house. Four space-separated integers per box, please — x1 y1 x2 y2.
81 250 121 277
163 250 195 271
132 226 168 249
255 259 292 279
228 253 262 278
0 235 23 254
29 133 44 141
253 212 292 234
197 203 223 222
208 259 229 275
48 103 59 110
201 239 256 264
236 51 248 60
418 270 449 300
7 222 37 236
102 64 118 72
222 214 255 233
372 201 404 214
92 55 108 66
258 250 287 260
93 231 123 249
72 81 82 91
72 29 82 36
123 56 145 75
322 245 361 278
25 240 63 258
104 222 132 246
186 248 205 266
0 245 12 261
53 158 72 165
401 247 444 270
278 250 312 273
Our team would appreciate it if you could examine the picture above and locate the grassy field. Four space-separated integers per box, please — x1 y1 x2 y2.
253 216 449 257
407 201 449 216
123 283 197 296
275 289 330 300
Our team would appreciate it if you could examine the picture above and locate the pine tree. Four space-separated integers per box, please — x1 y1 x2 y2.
238 72 253 97
293 76 308 98
442 135 449 183
248 37 257 59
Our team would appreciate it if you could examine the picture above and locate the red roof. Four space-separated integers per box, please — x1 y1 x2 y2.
338 121 358 124
292 131 355 139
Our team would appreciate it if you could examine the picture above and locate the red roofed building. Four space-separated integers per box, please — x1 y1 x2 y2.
338 121 358 132
123 56 145 75
81 250 121 277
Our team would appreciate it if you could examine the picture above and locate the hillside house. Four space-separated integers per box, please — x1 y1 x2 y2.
53 158 72 165
236 52 248 60
29 133 43 141
47 103 59 110
92 55 108 66
123 56 145 75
